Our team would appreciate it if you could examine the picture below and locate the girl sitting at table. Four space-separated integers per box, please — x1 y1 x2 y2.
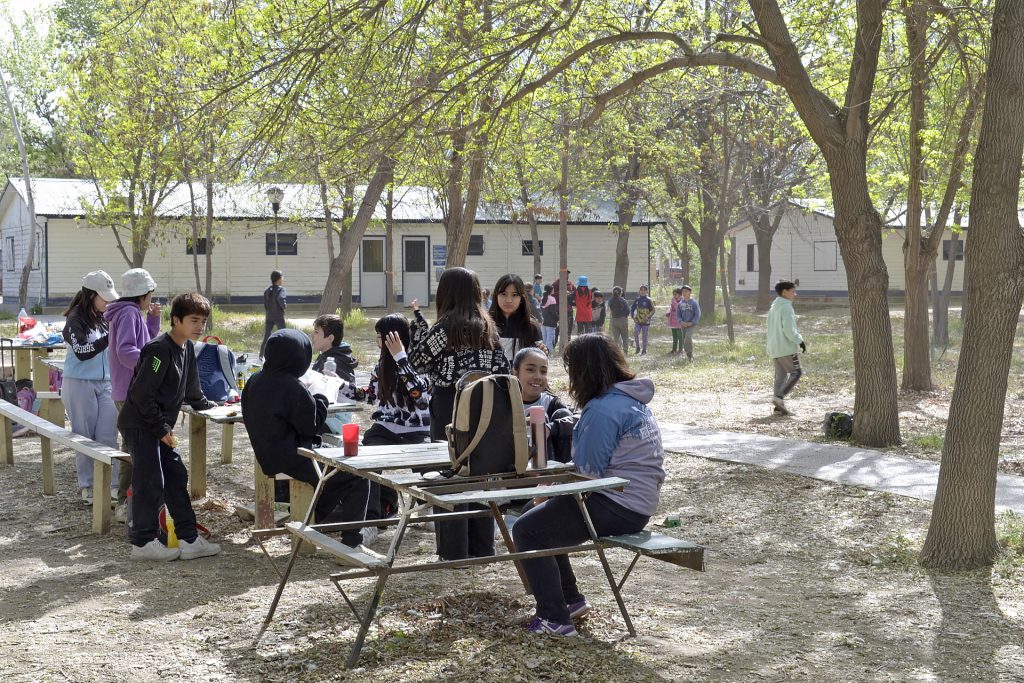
341 308 431 520
511 333 665 637
511 346 575 463
409 266 510 561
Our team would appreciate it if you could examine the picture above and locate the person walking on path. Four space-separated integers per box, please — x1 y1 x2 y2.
608 286 631 351
676 285 701 361
261 270 287 357
766 281 805 416
666 287 683 354
630 285 655 355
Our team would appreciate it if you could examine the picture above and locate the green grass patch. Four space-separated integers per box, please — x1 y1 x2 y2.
909 433 945 451
860 531 921 571
995 511 1024 578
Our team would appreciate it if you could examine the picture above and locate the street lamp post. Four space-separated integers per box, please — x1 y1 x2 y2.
267 186 284 269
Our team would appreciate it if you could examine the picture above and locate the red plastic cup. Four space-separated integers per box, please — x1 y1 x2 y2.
342 423 359 456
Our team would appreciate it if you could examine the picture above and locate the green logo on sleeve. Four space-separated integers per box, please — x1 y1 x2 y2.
151 357 162 373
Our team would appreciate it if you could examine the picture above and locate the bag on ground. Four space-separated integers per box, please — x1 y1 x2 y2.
446 372 530 476
823 411 854 439
193 336 238 402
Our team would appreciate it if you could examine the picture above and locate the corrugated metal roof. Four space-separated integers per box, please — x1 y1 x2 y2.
4 177 659 225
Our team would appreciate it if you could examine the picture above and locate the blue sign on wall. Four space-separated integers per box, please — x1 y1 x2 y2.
432 244 447 267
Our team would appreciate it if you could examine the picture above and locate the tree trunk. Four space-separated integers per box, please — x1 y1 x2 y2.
2 69 38 309
697 224 718 319
516 161 543 277
719 240 734 343
319 157 395 316
933 227 960 348
558 129 570 352
445 115 489 268
754 220 775 312
921 0 1024 570
385 183 396 313
613 151 641 288
826 151 901 446
205 175 214 296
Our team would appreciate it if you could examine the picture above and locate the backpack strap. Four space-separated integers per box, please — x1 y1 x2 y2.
507 376 529 474
454 378 494 469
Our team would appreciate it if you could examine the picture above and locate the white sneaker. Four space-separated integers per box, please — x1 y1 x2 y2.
360 526 379 547
80 487 93 505
114 503 128 523
179 535 221 560
130 539 180 562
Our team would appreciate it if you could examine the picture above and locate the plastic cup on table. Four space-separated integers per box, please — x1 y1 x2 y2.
342 423 360 456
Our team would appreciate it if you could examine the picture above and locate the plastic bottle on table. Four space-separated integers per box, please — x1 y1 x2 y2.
323 357 337 377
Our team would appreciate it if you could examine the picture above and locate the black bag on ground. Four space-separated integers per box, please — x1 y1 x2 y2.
0 340 17 405
446 372 529 476
823 411 854 439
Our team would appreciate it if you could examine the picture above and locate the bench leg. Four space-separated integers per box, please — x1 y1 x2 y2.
220 422 234 464
254 460 275 529
573 493 636 637
189 414 207 499
345 572 390 669
40 436 55 495
40 397 64 427
491 501 531 594
289 479 316 555
0 415 12 465
92 461 112 534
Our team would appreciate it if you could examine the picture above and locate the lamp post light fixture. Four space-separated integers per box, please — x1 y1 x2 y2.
267 186 284 269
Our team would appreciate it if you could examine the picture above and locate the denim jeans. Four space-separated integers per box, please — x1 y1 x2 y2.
512 493 649 624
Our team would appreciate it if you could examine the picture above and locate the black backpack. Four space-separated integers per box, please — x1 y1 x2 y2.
446 372 530 476
823 412 854 439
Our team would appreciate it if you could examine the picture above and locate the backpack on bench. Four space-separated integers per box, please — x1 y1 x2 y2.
446 372 530 476
194 336 238 402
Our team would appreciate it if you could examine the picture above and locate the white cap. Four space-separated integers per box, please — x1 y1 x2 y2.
82 270 119 302
121 268 158 298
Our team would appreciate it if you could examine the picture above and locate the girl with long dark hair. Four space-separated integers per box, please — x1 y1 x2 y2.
488 273 544 361
409 267 510 560
512 333 665 636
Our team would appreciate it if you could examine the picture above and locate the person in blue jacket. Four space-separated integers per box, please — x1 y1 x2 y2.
512 333 665 637
675 284 701 361
62 270 121 504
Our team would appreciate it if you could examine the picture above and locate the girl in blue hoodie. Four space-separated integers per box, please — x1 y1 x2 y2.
512 333 665 636
62 271 121 503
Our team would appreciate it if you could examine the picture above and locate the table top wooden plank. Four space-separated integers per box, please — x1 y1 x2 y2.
184 400 360 424
311 444 451 472
418 476 629 508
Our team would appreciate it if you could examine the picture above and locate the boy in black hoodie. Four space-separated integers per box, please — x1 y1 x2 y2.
310 314 358 382
242 328 373 550
119 292 220 562
261 270 287 357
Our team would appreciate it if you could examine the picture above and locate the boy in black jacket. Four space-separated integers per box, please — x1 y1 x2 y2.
310 314 358 382
261 270 287 357
120 292 220 561
242 328 374 550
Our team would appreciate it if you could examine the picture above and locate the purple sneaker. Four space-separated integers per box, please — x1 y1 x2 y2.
527 616 578 637
567 599 590 619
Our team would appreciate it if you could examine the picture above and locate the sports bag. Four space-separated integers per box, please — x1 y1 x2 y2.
193 336 238 402
823 411 854 439
446 372 530 476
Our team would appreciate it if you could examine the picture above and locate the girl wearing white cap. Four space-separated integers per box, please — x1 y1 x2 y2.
62 270 121 504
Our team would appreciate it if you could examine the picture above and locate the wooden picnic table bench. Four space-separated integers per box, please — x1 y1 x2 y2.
0 399 130 534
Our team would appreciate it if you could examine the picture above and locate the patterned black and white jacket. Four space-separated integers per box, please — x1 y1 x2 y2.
408 309 510 389
341 353 431 434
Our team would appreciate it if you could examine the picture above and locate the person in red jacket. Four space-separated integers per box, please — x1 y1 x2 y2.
574 276 593 333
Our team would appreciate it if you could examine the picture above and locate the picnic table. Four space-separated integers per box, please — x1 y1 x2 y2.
181 400 360 499
254 443 640 668
1 339 64 384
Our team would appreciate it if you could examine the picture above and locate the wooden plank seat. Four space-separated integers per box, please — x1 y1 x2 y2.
599 530 705 592
0 399 130 534
285 522 387 570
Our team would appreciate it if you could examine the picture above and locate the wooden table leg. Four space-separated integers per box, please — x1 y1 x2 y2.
0 415 12 465
491 501 530 593
32 350 49 388
188 413 207 499
220 422 234 464
254 460 275 529
14 349 31 382
92 460 112 534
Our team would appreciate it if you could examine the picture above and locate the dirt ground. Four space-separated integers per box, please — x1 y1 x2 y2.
3 304 1024 681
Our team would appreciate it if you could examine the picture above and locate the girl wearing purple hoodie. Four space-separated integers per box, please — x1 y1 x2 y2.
104 268 161 511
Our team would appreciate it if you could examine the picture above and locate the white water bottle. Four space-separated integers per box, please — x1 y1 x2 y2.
323 357 337 377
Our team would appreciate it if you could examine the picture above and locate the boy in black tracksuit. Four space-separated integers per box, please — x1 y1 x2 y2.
119 292 220 561
261 270 287 357
242 328 372 549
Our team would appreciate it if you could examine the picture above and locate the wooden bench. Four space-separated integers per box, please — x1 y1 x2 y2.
599 530 705 591
37 391 65 427
254 461 316 552
285 522 387 569
0 400 130 534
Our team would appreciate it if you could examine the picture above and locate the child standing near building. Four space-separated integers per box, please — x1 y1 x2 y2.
591 290 606 333
409 266 510 561
62 270 120 503
767 281 805 416
540 284 558 351
666 287 683 354
630 285 655 355
120 292 220 561
573 276 593 334
261 270 287 357
608 286 631 351
676 285 702 361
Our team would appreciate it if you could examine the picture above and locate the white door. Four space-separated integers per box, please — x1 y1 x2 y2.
359 237 386 307
402 236 430 306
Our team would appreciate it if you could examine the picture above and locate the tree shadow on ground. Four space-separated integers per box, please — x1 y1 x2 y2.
928 569 1023 682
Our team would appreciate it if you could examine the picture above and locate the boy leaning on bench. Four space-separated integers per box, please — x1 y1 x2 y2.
119 292 222 562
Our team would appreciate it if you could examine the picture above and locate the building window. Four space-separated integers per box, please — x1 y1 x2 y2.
522 240 543 256
6 237 13 271
467 234 484 256
943 239 964 261
186 237 208 255
746 244 757 272
266 233 298 256
813 240 838 271
362 239 384 273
